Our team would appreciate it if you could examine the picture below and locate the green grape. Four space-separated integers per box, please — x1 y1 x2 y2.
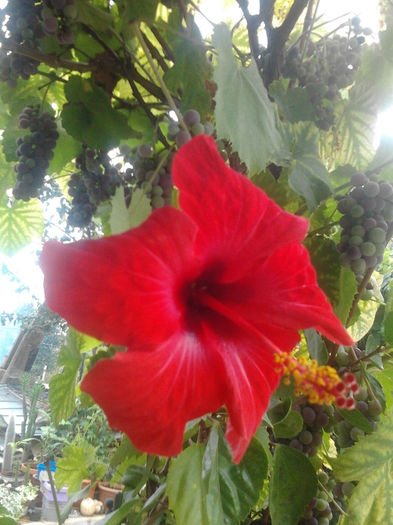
368 227 386 243
364 181 380 197
299 430 313 445
315 499 329 512
367 399 382 417
336 346 350 365
351 258 366 275
349 235 363 246
382 202 393 222
360 241 376 256
350 204 364 218
191 122 205 135
318 471 329 485
351 225 365 236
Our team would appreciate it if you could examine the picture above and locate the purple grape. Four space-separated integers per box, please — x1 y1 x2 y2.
176 130 192 148
302 406 316 425
183 109 200 127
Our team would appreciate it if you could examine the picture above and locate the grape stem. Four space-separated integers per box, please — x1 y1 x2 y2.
349 345 392 367
345 267 374 326
133 24 189 133
317 480 349 516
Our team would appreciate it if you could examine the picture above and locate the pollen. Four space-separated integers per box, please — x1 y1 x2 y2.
274 351 357 409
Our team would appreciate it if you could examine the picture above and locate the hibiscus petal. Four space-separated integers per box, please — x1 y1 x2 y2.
217 243 353 346
172 135 309 279
40 207 197 346
81 331 224 457
204 326 281 463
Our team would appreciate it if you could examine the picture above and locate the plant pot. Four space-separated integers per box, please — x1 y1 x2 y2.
97 482 124 504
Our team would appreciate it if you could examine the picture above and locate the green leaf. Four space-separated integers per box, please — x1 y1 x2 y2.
304 235 341 307
269 445 317 525
335 267 358 325
49 328 91 424
98 497 140 525
368 136 393 182
0 194 43 255
75 0 113 32
110 435 142 468
333 410 393 525
269 81 315 123
284 122 332 210
167 445 208 525
337 409 374 434
110 187 151 234
384 311 393 345
61 76 134 149
124 0 159 22
0 148 15 196
331 85 376 170
212 24 284 174
347 299 380 343
304 328 328 365
375 362 393 411
164 18 211 118
273 410 303 439
48 127 80 174
55 444 93 494
167 425 268 525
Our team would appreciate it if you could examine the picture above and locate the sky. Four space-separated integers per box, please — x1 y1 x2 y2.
0 0 391 317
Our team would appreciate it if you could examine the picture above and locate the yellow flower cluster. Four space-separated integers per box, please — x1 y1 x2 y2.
274 352 353 407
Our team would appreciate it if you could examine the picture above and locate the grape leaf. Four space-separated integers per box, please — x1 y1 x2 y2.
331 84 376 170
384 311 393 345
56 439 107 494
333 410 393 525
304 328 329 365
48 126 80 174
164 18 211 118
123 0 159 22
49 328 98 424
61 76 134 149
0 194 43 255
284 122 332 210
269 445 317 525
269 81 315 123
212 24 284 175
110 187 151 234
75 0 113 32
167 424 268 525
304 235 341 307
347 299 380 343
335 267 358 325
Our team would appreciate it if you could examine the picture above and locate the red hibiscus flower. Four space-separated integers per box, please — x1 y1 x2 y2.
40 135 352 463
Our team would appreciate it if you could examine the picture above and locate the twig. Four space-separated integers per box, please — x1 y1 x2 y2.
236 0 264 66
0 39 90 72
134 24 188 132
46 462 62 525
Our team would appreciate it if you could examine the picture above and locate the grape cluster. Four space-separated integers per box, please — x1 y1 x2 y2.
167 109 215 148
300 470 355 525
67 148 121 227
336 172 393 278
271 403 334 457
13 106 58 201
122 143 173 209
0 0 44 84
41 0 78 45
282 26 367 129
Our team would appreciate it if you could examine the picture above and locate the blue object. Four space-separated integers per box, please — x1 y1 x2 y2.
37 461 56 479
